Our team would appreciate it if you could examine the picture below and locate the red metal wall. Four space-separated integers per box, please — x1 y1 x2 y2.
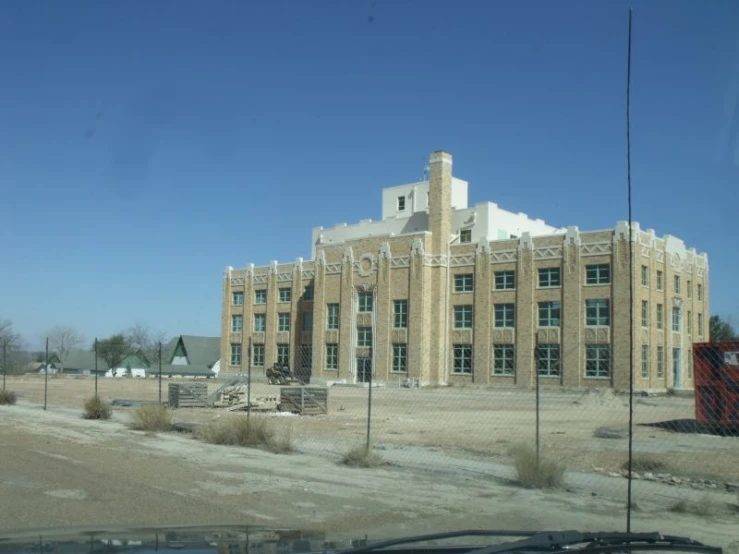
693 342 739 426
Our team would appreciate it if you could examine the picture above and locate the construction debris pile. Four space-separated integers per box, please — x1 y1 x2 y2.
206 377 278 412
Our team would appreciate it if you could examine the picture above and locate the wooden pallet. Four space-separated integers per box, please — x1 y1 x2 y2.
279 387 328 415
168 382 208 408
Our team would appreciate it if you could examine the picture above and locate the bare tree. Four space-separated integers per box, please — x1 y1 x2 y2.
1 318 23 387
96 334 131 376
126 323 167 367
47 325 84 375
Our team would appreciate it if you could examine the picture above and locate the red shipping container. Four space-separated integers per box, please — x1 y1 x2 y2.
693 342 739 426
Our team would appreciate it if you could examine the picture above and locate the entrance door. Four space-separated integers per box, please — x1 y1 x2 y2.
672 348 682 388
357 357 372 383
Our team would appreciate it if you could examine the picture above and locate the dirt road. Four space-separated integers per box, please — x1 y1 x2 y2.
1 401 737 549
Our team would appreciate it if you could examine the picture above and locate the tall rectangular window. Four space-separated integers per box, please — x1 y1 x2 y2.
279 288 292 303
687 280 692 299
392 344 407 373
585 299 610 326
230 344 241 366
657 346 665 378
460 229 472 243
538 267 561 288
538 301 561 327
585 344 611 378
697 283 703 301
536 344 560 377
325 344 338 370
232 291 244 306
687 311 692 335
494 304 515 328
393 300 408 329
302 311 313 332
641 345 649 379
454 305 473 329
657 270 664 291
303 285 314 301
494 270 515 290
276 344 289 366
493 344 515 376
231 314 243 333
641 265 649 286
397 196 406 211
358 292 373 313
254 289 267 304
672 307 681 332
454 273 474 292
698 313 704 336
641 300 649 328
586 264 610 285
674 275 681 294
452 345 473 374
327 303 340 330
657 303 664 330
254 313 266 332
252 344 264 367
278 313 290 332
357 327 372 347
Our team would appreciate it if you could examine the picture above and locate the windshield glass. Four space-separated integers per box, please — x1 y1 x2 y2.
1 1 737 553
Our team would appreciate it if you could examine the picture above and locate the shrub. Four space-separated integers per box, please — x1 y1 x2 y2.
621 454 668 473
195 416 293 453
83 396 112 420
129 404 173 432
0 390 18 405
593 426 628 439
341 445 385 468
512 445 565 489
669 496 720 517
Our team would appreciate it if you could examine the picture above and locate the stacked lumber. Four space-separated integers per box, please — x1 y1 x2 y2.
213 383 278 411
168 383 208 408
279 387 328 415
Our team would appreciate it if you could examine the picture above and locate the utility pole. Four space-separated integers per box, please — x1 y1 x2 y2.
94 338 99 396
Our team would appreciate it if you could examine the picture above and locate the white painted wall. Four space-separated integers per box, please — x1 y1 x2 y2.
211 359 221 375
104 367 147 378
171 356 188 365
450 202 563 244
380 179 469 220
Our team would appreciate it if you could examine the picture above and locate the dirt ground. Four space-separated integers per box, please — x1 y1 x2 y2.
6 375 738 481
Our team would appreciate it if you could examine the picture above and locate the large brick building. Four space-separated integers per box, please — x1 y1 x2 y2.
222 151 709 390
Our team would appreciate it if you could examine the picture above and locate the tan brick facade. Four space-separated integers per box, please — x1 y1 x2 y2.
221 152 709 391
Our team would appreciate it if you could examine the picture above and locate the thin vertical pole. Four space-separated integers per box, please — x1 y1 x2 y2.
2 342 6 391
158 341 163 404
94 338 99 396
43 338 49 410
247 338 252 427
535 358 541 466
625 7 635 533
366 355 373 451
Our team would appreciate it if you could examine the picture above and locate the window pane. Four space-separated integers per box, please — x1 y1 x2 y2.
493 344 515 376
233 292 244 305
536 344 560 376
327 304 340 330
538 267 561 287
586 264 610 285
494 270 515 290
230 344 241 366
276 344 289 365
254 290 266 304
231 315 243 332
585 299 610 326
392 343 407 373
460 230 471 243
641 345 649 378
454 274 473 292
254 314 266 332
303 285 314 301
585 344 610 378
454 305 473 329
358 292 373 313
357 327 372 347
452 345 472 374
494 304 514 328
538 301 561 327
252 344 264 367
278 313 290 332
393 300 408 328
279 288 292 303
326 344 338 370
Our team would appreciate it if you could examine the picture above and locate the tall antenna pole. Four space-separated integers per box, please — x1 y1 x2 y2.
625 7 635 533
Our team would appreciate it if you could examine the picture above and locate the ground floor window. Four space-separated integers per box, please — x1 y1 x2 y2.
357 326 373 347
492 344 515 376
641 345 649 379
252 344 264 367
276 344 289 366
230 343 241 366
326 344 338 370
392 343 407 373
585 344 610 378
452 344 473 374
536 344 560 377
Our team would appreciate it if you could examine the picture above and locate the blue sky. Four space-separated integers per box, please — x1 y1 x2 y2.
1 0 737 347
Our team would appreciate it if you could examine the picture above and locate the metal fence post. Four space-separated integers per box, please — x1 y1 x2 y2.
158 341 163 404
94 338 98 396
535 358 540 467
43 337 49 411
366 353 373 451
247 338 252 427
2 342 6 391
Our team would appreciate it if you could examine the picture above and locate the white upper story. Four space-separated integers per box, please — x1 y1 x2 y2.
311 178 565 257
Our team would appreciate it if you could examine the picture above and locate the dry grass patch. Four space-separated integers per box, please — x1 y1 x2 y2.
621 454 668 473
129 404 173 432
83 396 111 420
512 445 565 489
341 445 385 468
0 390 17 405
195 416 293 454
669 496 721 517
